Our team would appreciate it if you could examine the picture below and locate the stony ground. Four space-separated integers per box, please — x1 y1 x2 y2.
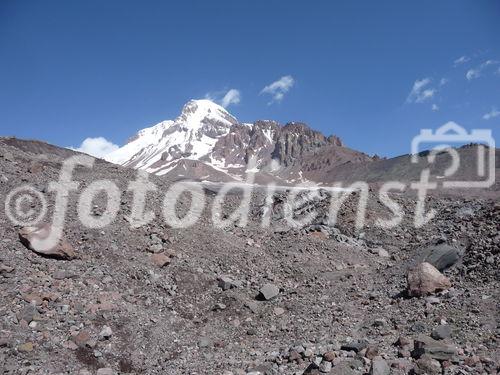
0 142 498 374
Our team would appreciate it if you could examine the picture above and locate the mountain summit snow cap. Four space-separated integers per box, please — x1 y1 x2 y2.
176 99 238 127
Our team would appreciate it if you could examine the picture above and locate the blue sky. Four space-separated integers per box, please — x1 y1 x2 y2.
0 0 499 157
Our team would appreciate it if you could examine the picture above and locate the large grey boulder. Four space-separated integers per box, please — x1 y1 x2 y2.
421 243 463 271
412 335 457 361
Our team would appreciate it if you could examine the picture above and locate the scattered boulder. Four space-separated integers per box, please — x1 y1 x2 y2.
150 253 171 267
407 262 451 297
329 362 357 375
258 283 280 300
370 357 390 375
73 330 92 348
217 275 239 291
19 224 76 260
414 355 442 374
431 325 452 340
341 339 369 353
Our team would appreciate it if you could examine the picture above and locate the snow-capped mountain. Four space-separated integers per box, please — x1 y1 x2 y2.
105 100 238 175
106 99 372 183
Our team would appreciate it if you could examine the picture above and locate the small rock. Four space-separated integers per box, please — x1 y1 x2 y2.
0 264 14 273
341 339 368 353
323 351 336 362
373 318 386 327
304 348 314 358
395 336 413 348
411 321 427 333
19 304 39 323
63 340 78 350
302 363 320 374
258 283 280 301
0 336 10 347
18 342 34 352
425 296 441 304
365 345 379 360
198 337 211 348
1 152 14 162
99 325 112 340
407 262 451 297
217 276 238 291
377 248 390 257
246 328 257 336
319 360 332 373
96 368 114 375
74 330 91 347
329 362 357 375
273 307 285 316
244 300 259 313
148 243 163 254
53 269 77 280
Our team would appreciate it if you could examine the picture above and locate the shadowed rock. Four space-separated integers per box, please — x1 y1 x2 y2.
19 224 75 260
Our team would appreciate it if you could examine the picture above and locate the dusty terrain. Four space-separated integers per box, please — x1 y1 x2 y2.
0 139 498 375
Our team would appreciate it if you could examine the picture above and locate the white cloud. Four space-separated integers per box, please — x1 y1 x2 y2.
483 108 500 120
431 104 439 111
439 78 449 86
466 60 499 80
453 55 470 66
220 89 241 108
466 69 480 80
261 75 295 104
205 88 241 108
406 78 436 103
71 137 119 158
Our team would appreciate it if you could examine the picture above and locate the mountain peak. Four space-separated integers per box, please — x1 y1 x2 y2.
178 99 235 124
